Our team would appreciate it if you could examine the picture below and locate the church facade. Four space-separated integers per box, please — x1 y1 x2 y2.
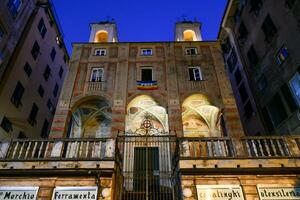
0 21 299 200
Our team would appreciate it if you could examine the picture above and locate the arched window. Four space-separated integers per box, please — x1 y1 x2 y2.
182 94 222 137
94 31 108 43
183 30 196 41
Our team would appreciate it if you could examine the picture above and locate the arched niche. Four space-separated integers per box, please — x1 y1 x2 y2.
125 95 169 135
182 94 222 137
68 99 112 138
183 30 196 41
94 30 108 43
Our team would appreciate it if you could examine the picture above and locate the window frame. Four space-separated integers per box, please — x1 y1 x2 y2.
38 18 47 38
11 81 24 108
1 117 13 133
28 103 38 126
50 47 56 61
289 72 300 107
90 67 104 82
94 48 107 56
140 48 153 56
59 66 64 78
31 41 40 60
185 47 198 55
38 85 44 97
23 62 32 77
188 66 203 81
140 67 153 81
275 44 289 65
43 65 51 81
7 0 22 18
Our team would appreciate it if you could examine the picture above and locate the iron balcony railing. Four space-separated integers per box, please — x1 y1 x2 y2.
0 138 115 161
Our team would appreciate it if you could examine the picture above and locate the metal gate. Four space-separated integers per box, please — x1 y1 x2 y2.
116 116 179 200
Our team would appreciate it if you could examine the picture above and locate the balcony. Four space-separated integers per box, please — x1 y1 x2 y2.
86 81 106 92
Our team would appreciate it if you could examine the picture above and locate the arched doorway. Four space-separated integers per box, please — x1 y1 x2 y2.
68 99 111 138
182 94 222 137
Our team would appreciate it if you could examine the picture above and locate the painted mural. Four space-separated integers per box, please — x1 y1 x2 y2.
69 100 112 138
182 94 222 137
125 95 169 135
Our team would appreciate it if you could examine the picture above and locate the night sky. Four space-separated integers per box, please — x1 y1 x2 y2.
51 0 228 54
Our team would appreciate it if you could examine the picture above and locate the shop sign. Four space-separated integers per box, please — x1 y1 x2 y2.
0 187 39 200
52 186 98 200
197 185 245 200
257 186 300 200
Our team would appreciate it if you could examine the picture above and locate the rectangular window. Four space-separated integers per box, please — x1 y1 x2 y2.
7 0 22 18
188 67 203 81
41 119 49 138
47 99 55 114
221 38 231 54
11 81 24 108
59 66 64 78
247 45 259 65
38 18 47 38
267 93 288 127
140 49 153 56
90 67 103 82
38 85 44 97
141 68 153 81
28 103 38 126
43 65 51 81
249 0 263 15
289 72 300 107
94 49 106 56
31 41 40 60
1 117 12 133
18 131 27 138
276 45 288 65
238 83 248 103
23 62 32 77
50 47 56 61
238 21 248 41
53 83 59 97
261 14 277 43
185 47 198 55
234 68 242 85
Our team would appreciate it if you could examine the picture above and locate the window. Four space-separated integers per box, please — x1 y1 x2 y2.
28 103 38 126
249 0 263 15
234 68 242 85
47 99 55 114
11 81 24 108
267 93 288 127
257 74 267 91
23 62 32 77
7 0 22 17
43 65 51 81
188 67 203 81
261 15 277 43
38 18 47 38
141 67 153 81
289 72 300 106
90 68 103 82
244 101 254 118
63 54 67 63
50 47 56 61
226 49 238 73
247 45 259 65
185 47 198 55
59 66 64 78
1 117 12 133
0 24 5 40
18 131 27 139
140 49 153 56
31 41 40 60
94 49 106 56
276 45 288 65
281 83 297 112
41 119 49 138
238 83 248 103
53 83 59 97
221 38 231 54
238 21 248 41
38 85 44 97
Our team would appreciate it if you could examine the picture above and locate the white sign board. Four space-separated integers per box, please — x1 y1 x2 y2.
52 186 98 200
197 185 245 200
0 187 39 200
257 186 300 200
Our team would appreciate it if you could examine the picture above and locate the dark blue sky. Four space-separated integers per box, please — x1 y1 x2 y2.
51 0 227 54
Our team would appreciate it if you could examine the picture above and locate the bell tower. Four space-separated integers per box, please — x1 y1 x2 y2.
175 20 203 41
89 21 118 43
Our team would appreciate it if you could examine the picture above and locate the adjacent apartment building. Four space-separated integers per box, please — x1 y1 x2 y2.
0 20 299 200
0 0 69 139
219 0 300 135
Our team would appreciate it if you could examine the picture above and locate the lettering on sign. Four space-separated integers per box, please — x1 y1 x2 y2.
257 186 300 200
0 187 39 200
52 186 98 200
197 185 245 200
